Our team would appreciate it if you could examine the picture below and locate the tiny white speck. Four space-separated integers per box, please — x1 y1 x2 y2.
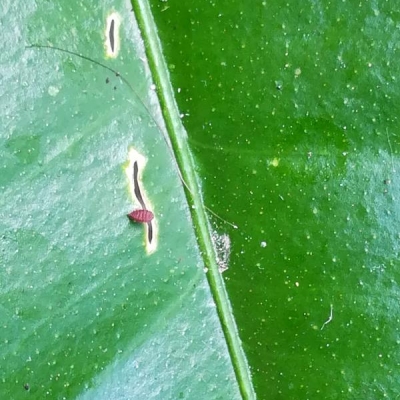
150 84 156 90
261 241 267 248
48 86 59 96
269 158 279 167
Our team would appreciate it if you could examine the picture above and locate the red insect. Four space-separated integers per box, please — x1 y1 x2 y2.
127 209 154 223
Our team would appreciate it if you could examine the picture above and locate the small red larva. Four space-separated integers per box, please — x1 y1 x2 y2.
127 209 154 223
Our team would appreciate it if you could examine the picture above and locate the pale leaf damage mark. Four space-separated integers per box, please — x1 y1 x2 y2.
124 147 158 254
105 12 121 58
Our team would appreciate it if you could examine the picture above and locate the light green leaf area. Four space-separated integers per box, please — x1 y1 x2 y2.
0 1 241 399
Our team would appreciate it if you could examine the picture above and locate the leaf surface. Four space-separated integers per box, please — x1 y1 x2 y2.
149 0 400 398
0 1 244 398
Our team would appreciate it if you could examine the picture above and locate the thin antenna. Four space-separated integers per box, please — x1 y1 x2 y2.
204 205 238 229
26 44 139 105
26 44 238 229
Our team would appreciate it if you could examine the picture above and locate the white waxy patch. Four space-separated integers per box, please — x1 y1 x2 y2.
105 12 121 58
212 231 231 273
125 147 158 254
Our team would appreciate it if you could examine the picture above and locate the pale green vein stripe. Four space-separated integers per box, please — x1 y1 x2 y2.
131 1 256 398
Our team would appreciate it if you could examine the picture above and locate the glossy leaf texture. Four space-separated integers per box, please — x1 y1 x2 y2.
0 1 242 398
149 0 400 399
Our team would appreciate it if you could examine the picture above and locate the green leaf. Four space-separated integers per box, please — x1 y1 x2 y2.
148 0 400 398
1 1 253 398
